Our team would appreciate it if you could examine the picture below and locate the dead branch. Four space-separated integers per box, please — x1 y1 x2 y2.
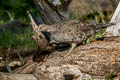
33 0 64 24
106 1 120 36
0 72 37 80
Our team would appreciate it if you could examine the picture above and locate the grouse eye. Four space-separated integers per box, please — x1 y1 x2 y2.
47 30 50 32
39 27 42 30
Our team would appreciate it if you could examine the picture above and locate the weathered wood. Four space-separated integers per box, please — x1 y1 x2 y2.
1 38 120 80
106 1 120 36
0 72 37 80
33 0 64 25
13 37 120 80
28 10 50 62
4 1 120 80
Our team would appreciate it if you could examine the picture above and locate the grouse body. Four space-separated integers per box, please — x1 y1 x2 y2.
40 20 94 43
39 20 114 56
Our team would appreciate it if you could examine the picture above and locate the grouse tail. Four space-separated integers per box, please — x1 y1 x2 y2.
95 23 115 30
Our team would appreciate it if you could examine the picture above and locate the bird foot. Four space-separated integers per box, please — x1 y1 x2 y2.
64 43 77 57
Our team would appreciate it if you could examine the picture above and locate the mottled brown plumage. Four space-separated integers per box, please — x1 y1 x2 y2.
39 20 114 56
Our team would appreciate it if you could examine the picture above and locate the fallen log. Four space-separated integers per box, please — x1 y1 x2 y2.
0 72 37 80
1 37 120 80
12 37 120 80
1 1 120 80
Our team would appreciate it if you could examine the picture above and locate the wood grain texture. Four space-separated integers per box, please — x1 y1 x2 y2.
11 37 120 80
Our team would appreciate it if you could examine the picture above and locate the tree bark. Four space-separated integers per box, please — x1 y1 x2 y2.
0 72 37 80
1 37 120 80
12 37 120 80
33 0 64 25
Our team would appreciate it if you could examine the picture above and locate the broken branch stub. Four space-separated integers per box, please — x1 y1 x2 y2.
33 0 64 25
106 2 120 36
27 11 38 33
28 11 49 61
27 11 46 41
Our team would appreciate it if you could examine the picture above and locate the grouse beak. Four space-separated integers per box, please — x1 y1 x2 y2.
38 25 47 32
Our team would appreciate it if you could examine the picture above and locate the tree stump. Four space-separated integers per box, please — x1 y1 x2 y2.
33 0 64 25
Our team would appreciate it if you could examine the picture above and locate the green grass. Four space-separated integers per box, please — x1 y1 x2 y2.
0 29 36 49
69 10 111 23
83 29 106 44
83 11 111 43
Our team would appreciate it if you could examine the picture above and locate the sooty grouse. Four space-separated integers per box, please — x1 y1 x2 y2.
38 20 114 56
